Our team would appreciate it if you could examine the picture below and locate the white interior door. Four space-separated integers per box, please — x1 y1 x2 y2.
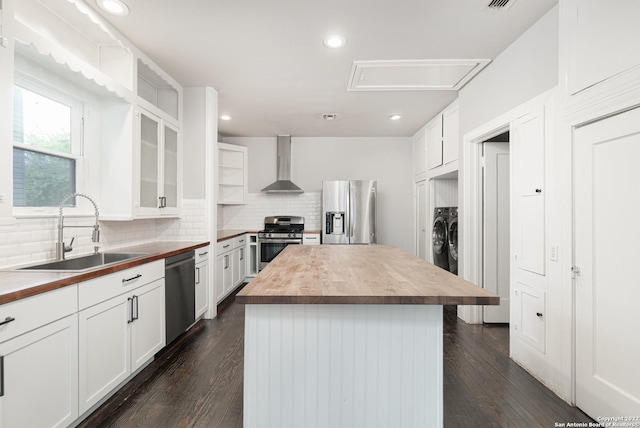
483 142 510 323
574 107 640 419
416 180 427 259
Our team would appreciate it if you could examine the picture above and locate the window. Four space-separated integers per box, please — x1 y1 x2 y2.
12 80 84 210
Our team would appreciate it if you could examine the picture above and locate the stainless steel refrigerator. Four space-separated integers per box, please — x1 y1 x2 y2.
322 180 377 244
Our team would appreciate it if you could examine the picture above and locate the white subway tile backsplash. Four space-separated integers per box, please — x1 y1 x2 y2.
220 192 322 231
0 199 209 269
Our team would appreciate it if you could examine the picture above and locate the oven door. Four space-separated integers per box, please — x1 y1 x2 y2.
259 239 300 270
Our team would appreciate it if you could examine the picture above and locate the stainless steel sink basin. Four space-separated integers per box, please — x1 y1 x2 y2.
19 252 149 272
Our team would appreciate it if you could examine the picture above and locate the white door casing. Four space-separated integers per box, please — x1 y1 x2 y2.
416 180 427 259
483 142 510 323
574 106 640 418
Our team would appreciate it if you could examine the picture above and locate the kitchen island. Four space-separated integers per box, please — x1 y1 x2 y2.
235 244 499 428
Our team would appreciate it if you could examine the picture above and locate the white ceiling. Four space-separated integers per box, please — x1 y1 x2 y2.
92 0 558 138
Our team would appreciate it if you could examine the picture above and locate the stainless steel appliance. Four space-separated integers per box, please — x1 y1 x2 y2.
322 180 377 244
165 250 195 345
447 207 459 275
432 207 450 271
258 216 304 270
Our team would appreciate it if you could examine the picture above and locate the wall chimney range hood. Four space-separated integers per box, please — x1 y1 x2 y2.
261 135 304 193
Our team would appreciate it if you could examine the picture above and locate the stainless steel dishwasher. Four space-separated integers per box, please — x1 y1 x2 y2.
165 250 195 345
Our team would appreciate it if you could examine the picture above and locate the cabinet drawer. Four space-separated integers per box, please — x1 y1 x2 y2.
195 246 210 264
79 260 164 310
233 235 247 249
0 285 78 343
303 234 320 245
216 238 234 254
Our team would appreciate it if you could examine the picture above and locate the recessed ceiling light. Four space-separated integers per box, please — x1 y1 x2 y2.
323 35 346 49
96 0 129 16
220 114 232 121
389 114 402 121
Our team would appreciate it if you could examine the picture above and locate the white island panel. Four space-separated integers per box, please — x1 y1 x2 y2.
244 304 443 428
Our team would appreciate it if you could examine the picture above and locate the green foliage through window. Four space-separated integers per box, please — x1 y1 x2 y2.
12 84 78 207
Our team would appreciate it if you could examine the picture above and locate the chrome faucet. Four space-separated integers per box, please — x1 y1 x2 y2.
56 193 100 260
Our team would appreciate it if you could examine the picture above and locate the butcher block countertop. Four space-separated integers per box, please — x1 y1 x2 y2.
235 245 499 305
0 241 209 305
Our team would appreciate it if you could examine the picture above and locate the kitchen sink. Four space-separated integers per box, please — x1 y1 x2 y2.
19 252 150 272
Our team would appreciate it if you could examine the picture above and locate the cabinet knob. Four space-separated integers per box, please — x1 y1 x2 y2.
536 312 543 317
535 189 542 193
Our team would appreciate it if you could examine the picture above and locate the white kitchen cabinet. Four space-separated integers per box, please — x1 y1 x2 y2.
512 284 546 353
216 251 233 303
303 233 321 245
215 235 248 303
562 0 640 97
425 99 459 172
0 286 79 428
137 58 180 121
78 262 165 414
135 108 182 217
246 234 259 278
442 100 459 165
513 107 546 276
412 126 427 178
233 236 247 286
217 143 248 205
195 247 210 318
426 114 443 170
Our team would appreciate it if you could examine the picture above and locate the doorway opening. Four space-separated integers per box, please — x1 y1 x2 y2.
481 131 510 323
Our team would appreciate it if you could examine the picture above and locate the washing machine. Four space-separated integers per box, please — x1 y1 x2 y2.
447 207 459 275
432 207 450 271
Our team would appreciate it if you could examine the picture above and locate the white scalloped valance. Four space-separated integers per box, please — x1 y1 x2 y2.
14 24 134 102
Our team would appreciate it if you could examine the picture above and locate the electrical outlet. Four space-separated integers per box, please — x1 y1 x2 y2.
550 245 558 261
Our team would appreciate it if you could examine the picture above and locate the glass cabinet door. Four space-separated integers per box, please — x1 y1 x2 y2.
139 111 160 209
163 123 178 209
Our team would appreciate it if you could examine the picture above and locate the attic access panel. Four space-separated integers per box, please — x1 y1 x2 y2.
347 59 490 91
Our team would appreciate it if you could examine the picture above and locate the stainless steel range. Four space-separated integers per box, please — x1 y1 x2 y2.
258 216 304 270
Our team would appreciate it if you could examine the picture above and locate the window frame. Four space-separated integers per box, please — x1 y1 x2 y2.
12 71 87 217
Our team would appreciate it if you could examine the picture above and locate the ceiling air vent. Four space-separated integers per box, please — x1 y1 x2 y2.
485 0 519 10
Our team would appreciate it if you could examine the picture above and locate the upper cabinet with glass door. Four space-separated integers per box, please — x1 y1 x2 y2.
135 108 181 217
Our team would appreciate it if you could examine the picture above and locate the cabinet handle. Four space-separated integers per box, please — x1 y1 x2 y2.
240 248 244 261
122 274 142 283
535 189 542 193
196 267 200 284
0 355 4 397
0 316 16 327
224 255 229 269
222 244 230 249
127 297 134 323
133 295 139 321
536 312 543 317
198 251 209 256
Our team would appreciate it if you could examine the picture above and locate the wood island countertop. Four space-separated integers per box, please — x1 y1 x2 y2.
0 241 209 305
235 244 499 305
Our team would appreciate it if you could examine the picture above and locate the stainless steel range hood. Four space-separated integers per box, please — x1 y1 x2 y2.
261 135 304 193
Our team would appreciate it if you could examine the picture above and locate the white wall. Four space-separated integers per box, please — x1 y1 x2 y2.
457 4 559 276
0 0 15 222
183 88 207 199
458 5 559 137
222 136 414 253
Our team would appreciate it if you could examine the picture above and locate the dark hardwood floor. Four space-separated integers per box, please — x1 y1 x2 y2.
80 292 593 428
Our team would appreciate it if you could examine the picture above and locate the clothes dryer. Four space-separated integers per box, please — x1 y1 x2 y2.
432 207 450 271
447 207 459 275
